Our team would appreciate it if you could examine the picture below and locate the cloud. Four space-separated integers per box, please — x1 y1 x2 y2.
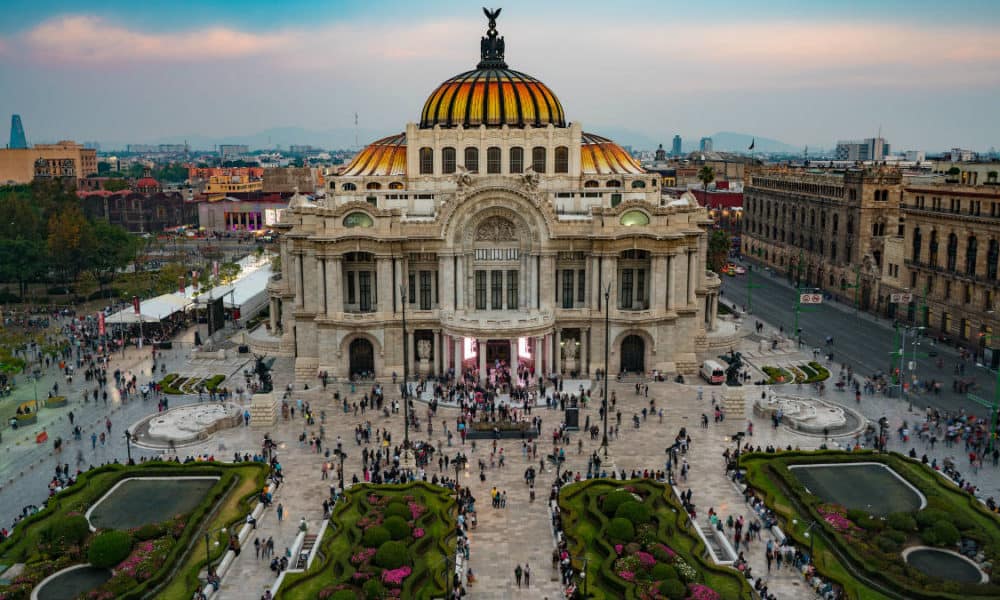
18 15 290 63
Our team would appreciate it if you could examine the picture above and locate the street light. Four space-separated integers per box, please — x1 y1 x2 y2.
123 429 133 464
399 284 411 450
792 518 818 562
204 526 228 573
602 282 611 458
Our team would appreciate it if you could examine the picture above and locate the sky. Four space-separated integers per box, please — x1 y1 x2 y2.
0 0 998 152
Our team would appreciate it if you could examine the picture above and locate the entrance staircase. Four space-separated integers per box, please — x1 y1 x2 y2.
295 533 318 569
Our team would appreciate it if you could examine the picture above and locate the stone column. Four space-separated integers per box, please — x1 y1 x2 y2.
667 253 677 310
454 336 463 373
317 257 327 315
510 338 518 368
439 254 454 312
269 298 278 331
589 255 600 309
534 336 543 375
326 257 342 318
554 328 562 374
377 257 393 314
456 254 466 310
302 254 317 312
478 338 487 383
652 255 667 311
601 254 616 312
434 330 442 376
295 254 304 307
528 255 537 309
584 327 591 374
688 250 698 305
540 254 556 310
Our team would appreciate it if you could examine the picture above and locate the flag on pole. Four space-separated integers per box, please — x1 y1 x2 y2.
748 138 755 151
98 312 105 336
132 295 140 315
179 276 186 294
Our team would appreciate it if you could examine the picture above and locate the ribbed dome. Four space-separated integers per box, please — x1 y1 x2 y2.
342 133 407 176
581 133 645 175
419 69 566 129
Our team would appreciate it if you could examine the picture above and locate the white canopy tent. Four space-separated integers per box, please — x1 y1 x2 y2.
105 293 191 324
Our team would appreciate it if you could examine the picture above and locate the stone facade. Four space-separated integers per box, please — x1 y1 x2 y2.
265 15 720 382
742 167 903 312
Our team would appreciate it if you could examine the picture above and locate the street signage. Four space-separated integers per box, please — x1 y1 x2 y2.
799 293 823 304
890 293 914 304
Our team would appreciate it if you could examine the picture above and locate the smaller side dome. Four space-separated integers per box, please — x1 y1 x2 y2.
342 134 407 177
581 133 645 175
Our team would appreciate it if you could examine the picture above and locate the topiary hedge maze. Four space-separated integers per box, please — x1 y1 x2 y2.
741 450 1000 600
558 479 751 600
278 482 456 600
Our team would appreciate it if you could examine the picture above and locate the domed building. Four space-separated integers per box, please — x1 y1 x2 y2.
264 11 720 381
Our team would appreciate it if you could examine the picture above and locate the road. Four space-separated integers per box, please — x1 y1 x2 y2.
719 261 994 416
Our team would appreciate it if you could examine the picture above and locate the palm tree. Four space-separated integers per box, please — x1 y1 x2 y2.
697 165 716 196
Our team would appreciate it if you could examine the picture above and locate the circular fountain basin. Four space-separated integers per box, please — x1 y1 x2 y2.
131 402 242 448
903 546 988 584
32 564 111 600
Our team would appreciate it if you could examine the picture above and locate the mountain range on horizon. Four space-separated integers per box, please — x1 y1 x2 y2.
92 126 812 155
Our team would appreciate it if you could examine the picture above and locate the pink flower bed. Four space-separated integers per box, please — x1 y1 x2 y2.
618 570 635 581
381 566 412 586
688 583 720 600
350 548 377 565
413 528 425 539
635 551 656 569
614 544 623 555
408 502 426 520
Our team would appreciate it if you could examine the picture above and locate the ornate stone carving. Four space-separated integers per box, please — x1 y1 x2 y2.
563 341 578 360
521 166 539 192
476 216 516 241
417 339 432 361
454 164 474 189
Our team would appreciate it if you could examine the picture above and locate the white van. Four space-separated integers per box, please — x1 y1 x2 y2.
700 360 726 385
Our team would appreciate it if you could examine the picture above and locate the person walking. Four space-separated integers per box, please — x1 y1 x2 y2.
276 503 284 522
523 563 530 587
254 537 261 559
514 564 523 588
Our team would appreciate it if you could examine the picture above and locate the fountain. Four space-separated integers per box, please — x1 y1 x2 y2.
903 546 988 584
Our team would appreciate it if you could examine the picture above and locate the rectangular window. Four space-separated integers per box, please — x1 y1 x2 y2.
408 273 416 304
475 270 487 310
509 147 523 173
577 269 586 303
419 271 432 310
621 269 633 308
491 270 503 309
532 147 546 173
359 271 372 312
347 272 356 304
487 147 501 174
562 269 574 309
636 269 646 306
507 270 518 309
419 147 433 174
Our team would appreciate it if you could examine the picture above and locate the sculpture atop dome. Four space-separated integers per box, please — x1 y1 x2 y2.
478 7 507 69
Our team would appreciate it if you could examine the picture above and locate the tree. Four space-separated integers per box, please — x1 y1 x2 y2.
103 178 130 192
0 237 46 299
47 205 92 282
708 229 730 273
86 221 142 294
698 165 716 196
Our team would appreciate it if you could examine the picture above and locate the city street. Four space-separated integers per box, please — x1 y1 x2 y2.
720 261 995 416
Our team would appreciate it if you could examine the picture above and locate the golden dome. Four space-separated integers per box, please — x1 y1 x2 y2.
581 133 645 175
419 8 565 129
341 133 406 177
420 69 566 129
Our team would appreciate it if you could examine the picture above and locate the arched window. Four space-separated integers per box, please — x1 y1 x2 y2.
606 180 621 188
584 180 599 188
947 232 959 271
419 147 433 174
464 147 479 173
966 236 978 276
388 181 404 190
631 180 646 188
554 146 569 173
342 182 357 191
929 230 939 265
912 227 922 262
486 147 501 174
442 147 456 174
832 213 839 232
366 182 381 190
988 239 999 279
531 146 546 173
509 147 524 173
831 242 837 261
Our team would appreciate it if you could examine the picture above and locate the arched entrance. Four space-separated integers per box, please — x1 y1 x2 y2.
349 338 374 377
620 335 645 374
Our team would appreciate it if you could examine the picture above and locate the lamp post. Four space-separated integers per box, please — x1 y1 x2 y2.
453 452 466 487
204 526 227 573
399 284 410 450
793 518 818 562
602 283 611 458
334 448 347 496
123 429 133 464
877 416 889 452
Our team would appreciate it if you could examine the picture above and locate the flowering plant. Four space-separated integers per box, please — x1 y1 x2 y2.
635 551 656 569
614 544 623 555
350 548 377 565
381 566 412 586
413 528 425 539
618 570 635 581
674 558 698 582
408 502 427 520
657 543 677 559
351 571 373 581
688 583 721 600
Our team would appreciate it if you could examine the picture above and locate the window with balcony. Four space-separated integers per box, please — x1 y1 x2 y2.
491 270 503 309
988 239 999 279
912 228 921 262
966 236 978 276
506 270 518 309
475 270 487 310
419 271 432 310
947 233 958 271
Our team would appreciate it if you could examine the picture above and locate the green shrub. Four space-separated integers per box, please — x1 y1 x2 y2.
384 503 411 520
48 515 90 547
848 511 884 531
930 521 960 546
607 517 635 542
331 591 357 600
876 535 900 554
883 529 906 544
361 525 390 548
375 540 409 569
133 523 165 541
362 578 385 600
602 490 636 516
886 512 916 532
659 578 687 599
88 530 133 568
651 563 678 581
915 509 949 529
383 516 410 541
950 513 975 531
615 501 652 525
920 528 938 546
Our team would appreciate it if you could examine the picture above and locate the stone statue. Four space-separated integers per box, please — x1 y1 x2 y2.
563 341 578 360
521 166 539 192
254 354 273 393
478 8 506 68
417 339 432 361
475 216 516 241
454 164 474 189
725 351 743 386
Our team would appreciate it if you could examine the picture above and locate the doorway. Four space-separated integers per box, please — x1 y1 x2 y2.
620 335 645 374
349 338 374 376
